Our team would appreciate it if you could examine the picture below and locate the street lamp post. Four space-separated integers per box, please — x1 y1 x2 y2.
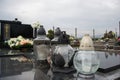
119 21 120 36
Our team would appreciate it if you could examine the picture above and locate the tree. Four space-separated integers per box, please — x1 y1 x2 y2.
103 31 115 39
47 29 54 40
108 31 115 39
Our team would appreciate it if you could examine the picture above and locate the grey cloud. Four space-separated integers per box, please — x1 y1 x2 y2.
0 0 120 37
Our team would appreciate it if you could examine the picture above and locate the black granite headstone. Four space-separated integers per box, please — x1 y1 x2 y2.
0 20 33 42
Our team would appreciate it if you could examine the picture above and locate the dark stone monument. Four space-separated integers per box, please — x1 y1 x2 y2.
0 19 33 42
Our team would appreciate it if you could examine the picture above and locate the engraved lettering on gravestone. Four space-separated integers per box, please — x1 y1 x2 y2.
0 22 1 41
4 24 10 40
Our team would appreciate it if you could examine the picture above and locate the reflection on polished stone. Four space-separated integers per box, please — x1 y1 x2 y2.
0 49 120 80
97 51 120 73
0 49 34 78
0 57 33 77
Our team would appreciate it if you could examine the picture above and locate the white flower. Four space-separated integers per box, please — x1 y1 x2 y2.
31 21 40 28
29 40 33 45
7 36 33 48
7 38 16 46
10 44 15 48
17 35 24 39
15 42 19 46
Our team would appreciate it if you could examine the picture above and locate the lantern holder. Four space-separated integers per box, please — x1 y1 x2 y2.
77 73 95 79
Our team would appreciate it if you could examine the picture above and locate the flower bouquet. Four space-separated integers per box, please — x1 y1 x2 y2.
7 36 33 50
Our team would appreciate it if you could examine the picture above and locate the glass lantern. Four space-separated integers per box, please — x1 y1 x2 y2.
73 34 100 79
33 25 50 61
51 27 61 43
52 31 74 67
51 27 61 53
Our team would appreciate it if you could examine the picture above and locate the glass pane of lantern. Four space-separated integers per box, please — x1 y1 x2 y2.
74 51 99 74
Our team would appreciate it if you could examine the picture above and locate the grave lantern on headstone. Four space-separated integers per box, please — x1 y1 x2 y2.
51 31 74 68
73 34 100 79
52 27 61 43
51 27 61 52
33 25 50 61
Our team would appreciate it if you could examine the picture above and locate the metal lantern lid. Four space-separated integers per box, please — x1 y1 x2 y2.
34 25 50 44
79 34 94 51
54 27 61 37
58 31 70 44
37 25 46 36
51 27 61 44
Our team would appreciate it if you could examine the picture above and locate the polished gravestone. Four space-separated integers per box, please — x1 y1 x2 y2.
0 50 34 78
97 51 120 73
0 49 120 80
0 19 33 42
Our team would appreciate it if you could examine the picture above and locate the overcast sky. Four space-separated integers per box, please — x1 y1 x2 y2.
0 0 120 37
